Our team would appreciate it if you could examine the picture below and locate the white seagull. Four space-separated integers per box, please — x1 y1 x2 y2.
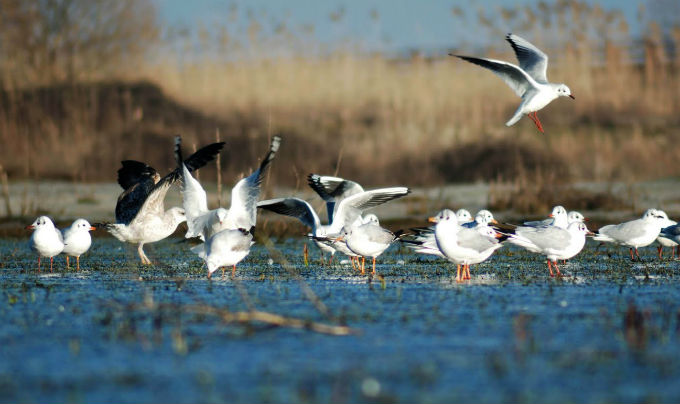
507 222 593 277
654 210 677 258
428 209 505 282
337 214 403 275
26 216 64 272
593 209 669 261
191 136 281 278
104 137 224 264
61 218 96 271
451 33 574 133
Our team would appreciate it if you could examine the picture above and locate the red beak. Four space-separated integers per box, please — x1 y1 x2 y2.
569 94 575 99
89 226 97 231
25 225 35 230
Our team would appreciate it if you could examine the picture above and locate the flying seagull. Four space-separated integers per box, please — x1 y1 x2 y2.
451 33 574 133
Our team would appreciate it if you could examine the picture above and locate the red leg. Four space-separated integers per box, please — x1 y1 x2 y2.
658 246 663 259
50 257 54 273
372 257 376 275
465 264 471 280
361 257 366 275
456 264 462 283
76 256 80 271
533 112 545 133
629 248 635 261
232 264 236 277
38 256 41 272
221 267 225 279
635 248 641 260
553 261 562 277
66 256 70 269
547 259 554 277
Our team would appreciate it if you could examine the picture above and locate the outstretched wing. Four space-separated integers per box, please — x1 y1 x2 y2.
226 136 282 229
117 160 158 190
257 197 321 229
116 136 225 224
307 174 364 222
451 54 537 98
506 33 549 84
329 187 410 233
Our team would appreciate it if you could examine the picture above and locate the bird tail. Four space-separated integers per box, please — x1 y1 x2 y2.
505 106 524 127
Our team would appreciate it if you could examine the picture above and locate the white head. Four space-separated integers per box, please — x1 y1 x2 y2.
567 211 585 224
26 216 55 231
456 209 472 224
362 214 379 225
568 221 591 235
641 209 666 222
215 208 228 225
429 209 456 224
555 84 574 99
475 209 496 225
550 206 567 218
71 218 95 232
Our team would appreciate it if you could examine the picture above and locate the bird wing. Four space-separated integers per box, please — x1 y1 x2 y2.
598 220 647 241
330 187 410 233
523 217 555 227
506 33 549 84
226 136 281 229
117 137 224 225
456 228 496 252
516 226 570 250
257 197 321 229
451 54 537 98
117 160 158 190
180 163 208 227
307 174 364 222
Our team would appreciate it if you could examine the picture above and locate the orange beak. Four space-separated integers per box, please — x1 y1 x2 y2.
490 219 499 224
569 94 575 99
428 217 437 223
89 226 97 231
548 214 554 218
25 225 35 230
494 232 503 239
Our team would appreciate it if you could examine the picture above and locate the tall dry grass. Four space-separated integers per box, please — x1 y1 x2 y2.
1 0 680 189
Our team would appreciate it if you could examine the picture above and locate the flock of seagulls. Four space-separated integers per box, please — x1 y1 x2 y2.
21 34 678 280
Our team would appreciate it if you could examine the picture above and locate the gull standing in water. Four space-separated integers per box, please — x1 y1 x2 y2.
451 33 574 133
654 210 677 258
191 136 281 279
507 222 593 277
104 137 224 264
336 214 403 275
61 218 96 270
26 216 64 272
421 209 505 282
593 209 669 261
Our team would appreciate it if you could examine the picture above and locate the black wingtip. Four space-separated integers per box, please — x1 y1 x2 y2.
174 135 183 168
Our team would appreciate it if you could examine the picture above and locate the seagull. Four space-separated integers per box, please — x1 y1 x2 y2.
309 187 411 267
307 174 365 223
451 33 574 133
653 210 677 258
568 211 586 225
61 218 96 271
191 136 281 278
507 222 593 277
426 209 505 282
335 214 403 275
523 205 568 228
26 216 64 272
404 209 496 259
192 227 254 279
181 135 280 241
593 209 668 261
658 219 680 258
104 137 224 264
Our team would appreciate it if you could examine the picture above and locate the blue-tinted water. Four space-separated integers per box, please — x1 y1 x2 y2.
1 238 680 403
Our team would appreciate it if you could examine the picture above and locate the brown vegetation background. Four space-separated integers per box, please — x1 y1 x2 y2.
1 0 679 199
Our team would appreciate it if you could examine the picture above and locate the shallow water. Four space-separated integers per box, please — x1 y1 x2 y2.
2 238 680 403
